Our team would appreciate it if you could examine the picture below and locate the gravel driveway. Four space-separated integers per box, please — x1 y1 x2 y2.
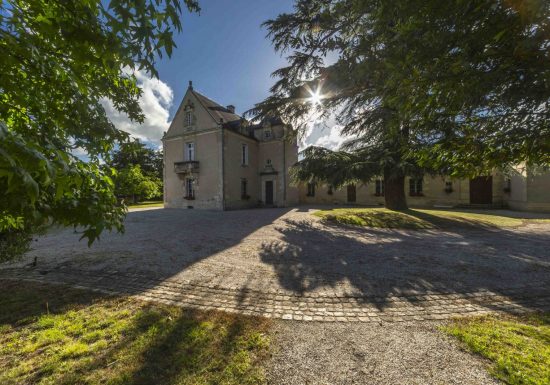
2 207 549 321
267 321 500 385
2 206 548 384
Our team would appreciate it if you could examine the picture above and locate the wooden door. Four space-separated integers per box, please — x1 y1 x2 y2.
265 181 274 205
347 184 356 203
470 176 493 204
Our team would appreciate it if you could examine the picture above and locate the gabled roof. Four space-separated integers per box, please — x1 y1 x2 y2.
191 90 241 124
164 83 287 141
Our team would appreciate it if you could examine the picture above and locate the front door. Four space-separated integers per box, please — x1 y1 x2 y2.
470 176 493 204
347 184 356 203
265 181 274 205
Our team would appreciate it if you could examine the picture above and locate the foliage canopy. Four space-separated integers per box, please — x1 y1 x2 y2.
0 0 199 258
251 0 550 208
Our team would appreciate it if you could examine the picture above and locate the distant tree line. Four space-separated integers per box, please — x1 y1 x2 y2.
108 139 163 204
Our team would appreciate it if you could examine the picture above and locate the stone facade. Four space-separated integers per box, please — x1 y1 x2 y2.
299 175 505 208
163 82 299 210
298 170 550 212
164 83 549 212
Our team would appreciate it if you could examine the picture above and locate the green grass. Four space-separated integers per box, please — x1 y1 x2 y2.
442 313 550 385
313 207 550 229
0 280 270 385
127 200 164 209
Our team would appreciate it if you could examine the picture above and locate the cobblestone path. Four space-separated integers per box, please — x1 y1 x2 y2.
1 207 549 322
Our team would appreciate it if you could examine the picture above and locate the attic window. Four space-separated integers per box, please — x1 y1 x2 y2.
264 129 271 139
185 111 192 126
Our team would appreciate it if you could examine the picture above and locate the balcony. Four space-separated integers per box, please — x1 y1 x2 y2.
174 160 199 174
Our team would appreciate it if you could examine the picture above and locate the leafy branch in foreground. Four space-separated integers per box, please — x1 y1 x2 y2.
0 0 200 260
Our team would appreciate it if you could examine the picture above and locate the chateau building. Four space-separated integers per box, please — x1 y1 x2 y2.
163 83 550 212
162 82 299 209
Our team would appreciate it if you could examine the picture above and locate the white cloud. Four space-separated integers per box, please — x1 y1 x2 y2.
301 116 349 151
102 70 173 147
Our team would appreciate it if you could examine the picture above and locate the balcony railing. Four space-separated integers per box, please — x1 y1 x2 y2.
174 160 199 174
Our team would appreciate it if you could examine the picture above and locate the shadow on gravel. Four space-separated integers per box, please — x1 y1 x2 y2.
259 216 550 311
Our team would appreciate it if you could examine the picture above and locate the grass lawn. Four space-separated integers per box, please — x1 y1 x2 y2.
313 207 550 229
0 280 270 385
127 200 164 209
442 313 550 385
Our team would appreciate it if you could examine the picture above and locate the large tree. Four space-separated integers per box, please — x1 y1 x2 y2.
109 139 163 180
109 139 163 203
250 0 550 209
0 0 199 260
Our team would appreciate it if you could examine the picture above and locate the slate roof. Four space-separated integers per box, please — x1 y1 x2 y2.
192 90 242 124
164 86 285 140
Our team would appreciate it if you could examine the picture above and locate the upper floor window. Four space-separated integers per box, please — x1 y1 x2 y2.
306 182 315 197
266 159 272 166
375 179 384 196
185 111 192 126
264 129 271 139
241 143 249 166
185 142 195 161
409 178 423 196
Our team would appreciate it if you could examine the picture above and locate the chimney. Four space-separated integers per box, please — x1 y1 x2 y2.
226 105 235 113
188 80 193 90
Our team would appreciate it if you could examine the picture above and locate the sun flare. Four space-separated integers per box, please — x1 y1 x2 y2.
307 87 324 105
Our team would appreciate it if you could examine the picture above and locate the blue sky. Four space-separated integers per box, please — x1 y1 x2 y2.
158 0 294 117
106 0 345 150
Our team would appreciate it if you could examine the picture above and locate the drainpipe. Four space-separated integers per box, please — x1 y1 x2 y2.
220 118 226 210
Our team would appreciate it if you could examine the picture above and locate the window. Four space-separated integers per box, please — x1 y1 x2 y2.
504 178 512 193
409 179 423 196
375 179 384 196
266 159 272 166
185 111 192 126
445 181 453 193
327 185 333 195
264 129 271 139
241 178 249 199
185 142 195 161
241 144 249 166
185 178 195 199
306 183 315 197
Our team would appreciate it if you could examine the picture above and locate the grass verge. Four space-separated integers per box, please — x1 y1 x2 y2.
313 208 550 229
127 200 164 209
441 313 549 385
0 280 270 385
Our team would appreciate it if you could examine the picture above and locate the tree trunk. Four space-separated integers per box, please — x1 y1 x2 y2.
384 171 408 210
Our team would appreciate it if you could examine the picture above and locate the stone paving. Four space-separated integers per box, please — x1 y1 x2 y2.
1 207 549 322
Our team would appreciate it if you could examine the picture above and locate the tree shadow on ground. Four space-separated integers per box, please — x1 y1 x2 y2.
0 279 103 326
259 215 550 311
14 207 292 279
0 280 270 385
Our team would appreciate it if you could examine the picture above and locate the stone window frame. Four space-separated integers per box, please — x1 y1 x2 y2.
185 142 195 161
409 178 424 196
241 143 249 166
306 182 315 197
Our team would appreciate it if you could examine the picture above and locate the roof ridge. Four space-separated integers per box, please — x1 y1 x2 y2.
190 89 223 123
